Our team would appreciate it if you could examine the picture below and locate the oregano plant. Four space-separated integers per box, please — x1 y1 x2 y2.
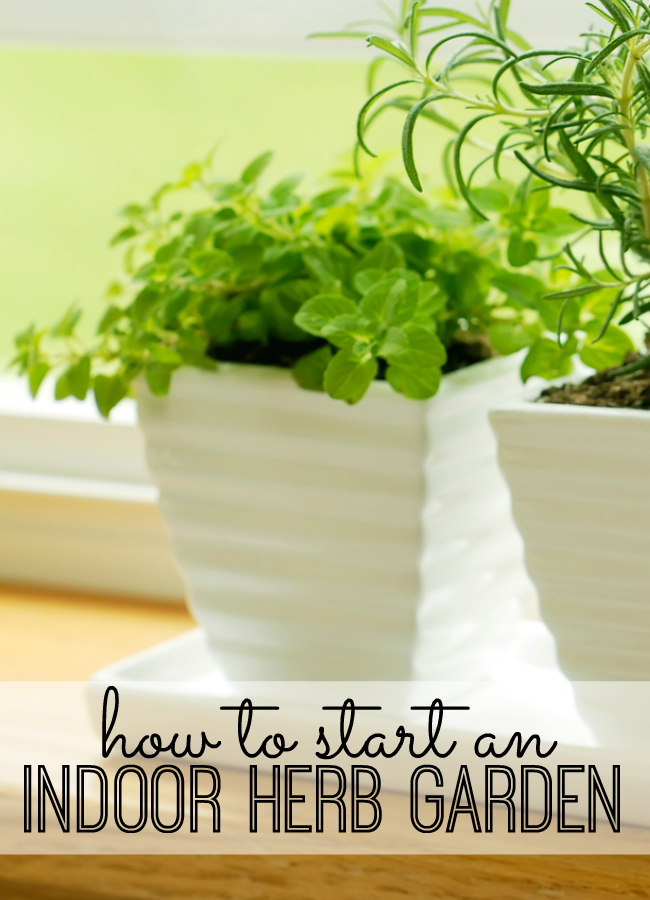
11 147 575 415
323 0 650 380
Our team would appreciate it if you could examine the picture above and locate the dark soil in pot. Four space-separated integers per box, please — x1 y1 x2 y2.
208 331 495 377
538 353 650 410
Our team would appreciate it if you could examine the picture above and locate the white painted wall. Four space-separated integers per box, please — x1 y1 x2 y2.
0 0 596 55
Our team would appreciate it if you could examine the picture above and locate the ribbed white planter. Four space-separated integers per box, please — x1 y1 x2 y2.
138 355 530 680
490 400 650 683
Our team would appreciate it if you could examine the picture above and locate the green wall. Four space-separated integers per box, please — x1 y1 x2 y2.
0 49 373 358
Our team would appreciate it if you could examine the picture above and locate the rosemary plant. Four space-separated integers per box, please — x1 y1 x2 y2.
323 0 650 377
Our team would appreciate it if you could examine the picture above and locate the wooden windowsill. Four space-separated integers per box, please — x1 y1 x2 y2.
0 583 194 680
0 583 647 899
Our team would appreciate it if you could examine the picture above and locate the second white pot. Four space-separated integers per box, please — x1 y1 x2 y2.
138 354 531 681
490 399 650 682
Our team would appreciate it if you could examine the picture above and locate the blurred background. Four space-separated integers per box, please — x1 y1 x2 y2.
0 0 596 356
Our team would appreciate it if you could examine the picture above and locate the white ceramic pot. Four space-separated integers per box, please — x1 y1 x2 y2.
138 355 530 680
414 356 532 680
490 400 650 682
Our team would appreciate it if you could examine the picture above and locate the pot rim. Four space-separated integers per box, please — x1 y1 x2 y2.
137 349 527 402
489 392 650 422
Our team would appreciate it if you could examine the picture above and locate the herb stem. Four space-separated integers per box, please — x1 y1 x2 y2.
620 36 650 242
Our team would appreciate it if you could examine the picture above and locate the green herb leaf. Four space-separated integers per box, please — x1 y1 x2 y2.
98 305 126 334
507 233 538 267
149 344 183 367
28 362 49 398
93 374 128 418
241 152 273 185
55 356 91 401
131 286 161 321
357 239 406 271
366 35 414 66
632 145 650 173
354 268 386 295
360 271 420 325
579 321 634 370
518 81 615 98
323 350 378 404
386 361 442 399
50 305 82 339
491 271 546 308
521 337 577 382
322 315 377 349
109 226 138 247
145 363 174 396
488 323 534 355
585 29 650 73
294 295 358 337
291 346 333 392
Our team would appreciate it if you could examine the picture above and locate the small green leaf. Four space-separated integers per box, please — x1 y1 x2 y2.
498 0 511 30
415 282 446 318
378 325 409 358
353 268 385 295
68 355 91 400
452 115 494 220
472 185 512 211
322 315 376 349
311 188 350 210
28 362 49 398
386 361 442 399
50 305 82 338
360 272 420 324
55 356 91 401
633 145 650 173
543 284 605 300
507 233 538 267
131 286 161 321
530 208 583 238
241 151 273 185
366 35 414 66
401 324 446 367
93 374 128 418
357 239 405 271
357 79 418 158
521 337 576 382
145 363 173 396
120 203 145 219
149 344 183 367
269 173 303 200
294 295 358 337
579 321 634 370
323 350 378 404
97 305 125 334
109 226 138 247
488 323 534 356
538 297 580 333
518 81 615 99
54 374 72 403
491 271 546 308
190 249 232 279
592 0 632 31
291 346 333 392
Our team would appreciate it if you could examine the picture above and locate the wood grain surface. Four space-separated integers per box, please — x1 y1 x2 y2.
0 855 649 899
0 584 647 898
0 584 194 680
